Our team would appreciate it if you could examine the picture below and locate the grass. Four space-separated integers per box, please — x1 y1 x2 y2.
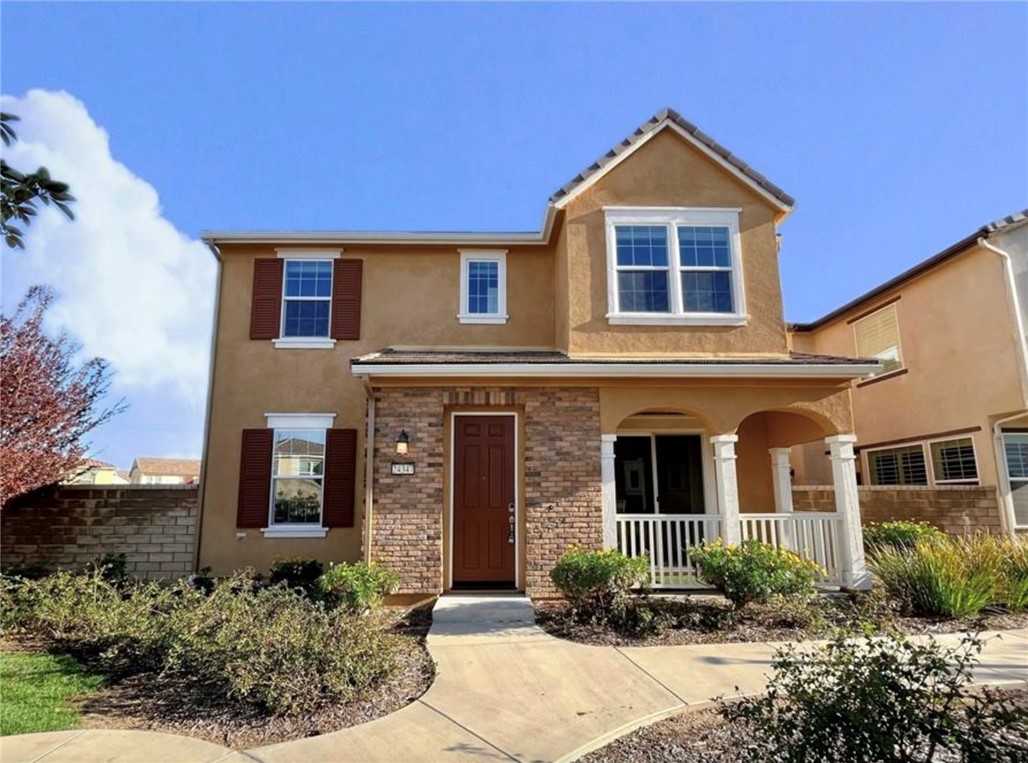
0 651 103 736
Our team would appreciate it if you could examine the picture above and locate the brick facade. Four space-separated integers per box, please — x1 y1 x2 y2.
369 386 602 598
1 486 199 579
792 485 1003 536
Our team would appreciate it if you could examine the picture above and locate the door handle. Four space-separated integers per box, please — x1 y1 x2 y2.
508 503 515 514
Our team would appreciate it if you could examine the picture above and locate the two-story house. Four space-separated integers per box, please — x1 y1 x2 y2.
198 109 878 598
790 210 1028 535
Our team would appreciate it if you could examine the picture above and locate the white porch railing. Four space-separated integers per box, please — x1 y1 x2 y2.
616 512 843 589
738 513 842 585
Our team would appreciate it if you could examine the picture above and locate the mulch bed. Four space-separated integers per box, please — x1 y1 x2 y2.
582 687 1028 763
536 595 1028 647
10 604 435 750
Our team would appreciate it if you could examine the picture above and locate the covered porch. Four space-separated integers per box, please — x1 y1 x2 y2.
599 389 870 590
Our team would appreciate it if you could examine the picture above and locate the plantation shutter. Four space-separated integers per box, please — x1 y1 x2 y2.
854 304 901 373
250 259 284 340
331 259 363 340
237 429 273 528
322 428 357 528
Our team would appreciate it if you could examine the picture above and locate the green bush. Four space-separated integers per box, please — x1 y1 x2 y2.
550 548 648 622
690 539 820 609
84 552 128 585
869 535 1004 618
863 520 944 550
317 562 401 613
10 568 402 715
268 556 324 594
720 632 1028 763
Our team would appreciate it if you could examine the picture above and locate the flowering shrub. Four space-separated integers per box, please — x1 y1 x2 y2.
863 520 944 550
691 539 820 608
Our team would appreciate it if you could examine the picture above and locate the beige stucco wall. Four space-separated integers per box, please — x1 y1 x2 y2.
558 129 790 357
198 245 557 573
791 244 1026 490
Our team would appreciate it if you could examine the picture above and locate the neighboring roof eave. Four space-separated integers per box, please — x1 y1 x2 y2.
792 208 1028 332
351 362 878 379
549 108 796 215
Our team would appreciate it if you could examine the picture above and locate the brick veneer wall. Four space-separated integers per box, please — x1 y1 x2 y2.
1 486 199 579
369 386 602 598
792 485 1003 536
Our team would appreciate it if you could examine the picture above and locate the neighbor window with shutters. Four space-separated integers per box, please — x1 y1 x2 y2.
867 436 979 488
929 437 979 484
867 444 928 486
249 250 363 349
458 250 508 324
1004 434 1028 528
854 303 902 375
237 413 357 538
604 208 746 325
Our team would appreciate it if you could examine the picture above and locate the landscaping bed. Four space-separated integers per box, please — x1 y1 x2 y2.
536 594 1028 647
582 686 1028 763
1 558 436 748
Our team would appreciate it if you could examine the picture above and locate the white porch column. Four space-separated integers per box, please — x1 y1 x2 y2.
711 434 741 545
770 447 794 548
601 434 618 550
826 434 871 590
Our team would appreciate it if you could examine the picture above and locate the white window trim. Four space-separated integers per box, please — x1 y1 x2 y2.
275 249 342 259
458 249 508 324
1002 433 1028 528
863 435 980 487
603 207 747 326
278 258 334 344
853 303 904 375
264 412 336 535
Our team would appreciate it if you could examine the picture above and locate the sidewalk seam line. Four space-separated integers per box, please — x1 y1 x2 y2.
613 647 690 706
417 698 520 762
28 730 87 762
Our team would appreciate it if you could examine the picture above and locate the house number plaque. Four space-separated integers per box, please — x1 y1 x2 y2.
390 462 415 476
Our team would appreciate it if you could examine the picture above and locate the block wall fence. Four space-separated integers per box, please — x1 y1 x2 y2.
792 484 1002 536
1 486 199 579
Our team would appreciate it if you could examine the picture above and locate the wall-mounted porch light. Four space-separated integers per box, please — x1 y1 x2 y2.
395 430 410 455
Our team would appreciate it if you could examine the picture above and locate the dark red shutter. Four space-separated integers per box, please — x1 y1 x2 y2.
331 260 362 340
237 429 273 528
250 259 284 339
322 428 357 528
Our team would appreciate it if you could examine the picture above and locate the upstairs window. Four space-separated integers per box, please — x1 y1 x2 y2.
854 303 902 375
282 260 333 338
604 208 745 325
459 250 508 324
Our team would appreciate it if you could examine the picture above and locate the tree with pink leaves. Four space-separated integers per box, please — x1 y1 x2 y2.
1 286 124 505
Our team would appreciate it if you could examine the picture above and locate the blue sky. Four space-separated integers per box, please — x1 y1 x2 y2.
2 2 1027 469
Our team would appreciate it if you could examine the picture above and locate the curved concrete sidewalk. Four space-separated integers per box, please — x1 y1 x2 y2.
4 597 1027 763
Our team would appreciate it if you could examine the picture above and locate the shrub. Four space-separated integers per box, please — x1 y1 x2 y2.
550 548 648 622
84 552 128 585
268 556 324 594
690 539 820 609
863 520 944 550
166 571 400 714
720 631 1028 763
869 535 1004 618
317 562 401 613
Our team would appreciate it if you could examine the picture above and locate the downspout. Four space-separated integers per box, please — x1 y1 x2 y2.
978 235 1028 535
193 242 223 572
361 375 375 563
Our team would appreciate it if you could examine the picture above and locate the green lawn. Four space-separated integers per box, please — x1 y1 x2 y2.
0 651 103 736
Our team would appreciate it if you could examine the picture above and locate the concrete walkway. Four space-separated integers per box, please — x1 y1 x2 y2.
4 596 1027 763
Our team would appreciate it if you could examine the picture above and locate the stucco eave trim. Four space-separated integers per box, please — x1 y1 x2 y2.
350 362 881 380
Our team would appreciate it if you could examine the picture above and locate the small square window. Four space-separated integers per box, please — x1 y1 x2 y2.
459 250 508 324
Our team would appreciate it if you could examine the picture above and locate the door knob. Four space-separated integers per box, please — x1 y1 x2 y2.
508 503 515 513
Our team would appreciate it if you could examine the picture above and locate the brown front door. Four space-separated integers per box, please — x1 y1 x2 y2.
453 415 515 586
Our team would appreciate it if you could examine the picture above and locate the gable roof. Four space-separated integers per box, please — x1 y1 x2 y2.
203 107 794 247
131 457 201 477
549 107 795 212
792 208 1028 331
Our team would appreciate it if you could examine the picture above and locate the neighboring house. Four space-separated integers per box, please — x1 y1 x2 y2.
790 211 1028 534
199 108 882 598
129 457 201 485
63 458 130 486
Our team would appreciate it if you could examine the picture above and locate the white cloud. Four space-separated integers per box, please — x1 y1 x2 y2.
1 89 215 407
